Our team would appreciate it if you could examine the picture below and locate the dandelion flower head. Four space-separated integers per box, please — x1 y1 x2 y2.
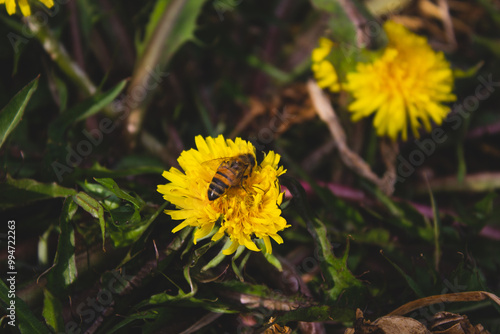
345 21 456 141
157 135 289 255
0 0 54 16
311 37 341 93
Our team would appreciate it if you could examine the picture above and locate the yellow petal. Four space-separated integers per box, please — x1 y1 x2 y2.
38 0 54 8
17 0 30 16
222 241 240 255
4 0 16 15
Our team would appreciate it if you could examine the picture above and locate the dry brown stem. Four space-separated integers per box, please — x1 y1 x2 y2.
387 291 500 317
307 80 396 195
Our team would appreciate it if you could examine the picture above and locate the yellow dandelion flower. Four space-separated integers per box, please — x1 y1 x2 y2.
311 37 341 92
345 21 456 141
157 135 289 255
0 0 53 16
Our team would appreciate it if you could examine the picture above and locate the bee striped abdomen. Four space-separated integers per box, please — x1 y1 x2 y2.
207 154 255 201
208 168 234 200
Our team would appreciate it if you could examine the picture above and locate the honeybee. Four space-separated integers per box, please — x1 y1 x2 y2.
207 153 256 201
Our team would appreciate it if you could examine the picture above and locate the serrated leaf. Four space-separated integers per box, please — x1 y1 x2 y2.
0 280 48 333
73 192 106 247
138 0 208 65
279 175 366 305
0 174 77 210
94 177 145 209
0 76 39 148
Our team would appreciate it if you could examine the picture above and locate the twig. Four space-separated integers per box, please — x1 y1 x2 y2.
387 291 500 316
437 0 457 51
307 80 395 195
380 139 399 195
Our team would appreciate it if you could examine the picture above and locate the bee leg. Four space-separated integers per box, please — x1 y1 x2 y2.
240 177 249 193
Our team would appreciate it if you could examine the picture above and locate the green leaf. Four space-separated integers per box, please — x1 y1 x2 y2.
43 288 65 332
368 185 414 228
80 179 121 210
109 205 141 225
137 0 167 57
277 305 354 323
0 174 77 210
473 35 500 57
47 79 127 142
0 76 39 148
382 251 425 298
474 192 497 216
427 181 442 272
70 162 164 182
452 61 484 78
111 202 168 249
0 280 48 333
311 0 356 44
53 72 69 112
311 0 387 82
105 310 159 334
46 198 78 292
94 177 145 209
246 54 292 83
310 0 386 49
108 206 145 248
138 0 208 65
456 141 466 183
73 192 106 248
477 0 500 26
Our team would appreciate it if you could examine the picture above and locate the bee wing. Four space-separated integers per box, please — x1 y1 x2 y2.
201 157 230 168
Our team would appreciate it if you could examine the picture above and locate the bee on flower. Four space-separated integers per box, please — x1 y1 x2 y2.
157 135 289 255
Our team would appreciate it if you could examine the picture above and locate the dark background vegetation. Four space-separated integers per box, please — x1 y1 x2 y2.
1 0 500 333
